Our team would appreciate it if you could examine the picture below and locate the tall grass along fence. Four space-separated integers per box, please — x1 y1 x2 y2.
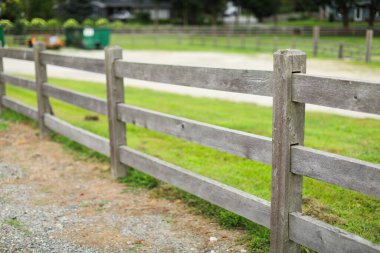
0 43 379 253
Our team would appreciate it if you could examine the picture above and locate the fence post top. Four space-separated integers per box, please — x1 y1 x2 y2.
33 41 45 51
274 49 306 73
274 49 306 58
105 45 122 52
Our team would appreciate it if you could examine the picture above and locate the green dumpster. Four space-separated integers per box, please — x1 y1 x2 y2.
65 27 110 49
0 27 5 47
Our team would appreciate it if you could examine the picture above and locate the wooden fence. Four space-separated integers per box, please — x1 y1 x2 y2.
0 43 379 253
5 26 378 63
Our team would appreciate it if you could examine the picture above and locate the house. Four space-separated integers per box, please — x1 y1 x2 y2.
91 0 171 21
324 0 380 22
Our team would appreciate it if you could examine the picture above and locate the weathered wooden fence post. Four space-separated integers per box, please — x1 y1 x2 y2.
270 49 306 253
34 41 52 139
0 52 5 113
313 26 320 57
338 43 344 59
105 46 128 178
365 29 373 63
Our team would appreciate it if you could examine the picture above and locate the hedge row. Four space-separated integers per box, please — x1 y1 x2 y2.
0 18 125 31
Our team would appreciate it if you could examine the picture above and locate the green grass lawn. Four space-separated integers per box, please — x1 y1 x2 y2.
1 77 379 251
111 33 380 63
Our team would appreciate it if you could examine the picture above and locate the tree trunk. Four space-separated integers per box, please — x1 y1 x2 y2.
341 5 350 28
183 6 188 26
368 7 377 28
154 0 159 27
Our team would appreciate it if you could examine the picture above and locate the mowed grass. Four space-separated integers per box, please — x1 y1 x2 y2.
3 77 379 246
111 33 380 62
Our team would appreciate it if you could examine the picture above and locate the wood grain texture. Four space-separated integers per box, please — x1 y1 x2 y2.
0 73 36 91
43 83 107 115
289 212 380 253
40 52 105 74
291 146 380 198
119 146 271 228
117 104 272 165
34 42 51 139
270 49 306 253
0 48 34 61
115 61 273 96
105 46 127 178
2 96 38 120
44 114 109 156
292 73 380 115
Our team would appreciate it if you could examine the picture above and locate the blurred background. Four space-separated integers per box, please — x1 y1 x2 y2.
0 0 378 63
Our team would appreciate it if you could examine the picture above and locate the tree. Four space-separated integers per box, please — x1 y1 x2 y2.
21 0 55 20
241 0 279 23
202 0 226 25
326 0 357 28
170 0 203 25
1 0 23 21
367 0 380 28
57 0 92 22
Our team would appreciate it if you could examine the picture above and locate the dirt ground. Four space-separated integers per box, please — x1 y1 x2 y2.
0 121 247 253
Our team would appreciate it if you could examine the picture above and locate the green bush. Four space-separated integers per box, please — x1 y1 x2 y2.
18 18 30 27
63 18 80 28
95 18 109 27
46 19 61 28
30 18 47 27
82 18 95 27
134 12 151 24
110 20 124 29
0 19 14 31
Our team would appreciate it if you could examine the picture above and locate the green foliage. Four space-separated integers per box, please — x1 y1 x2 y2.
64 0 93 22
63 18 80 28
0 19 14 31
241 0 279 22
18 18 30 27
0 109 34 125
0 121 9 132
118 169 158 189
110 20 125 29
46 19 61 28
30 18 47 27
22 0 55 20
134 12 152 24
95 18 109 27
0 0 23 20
82 18 95 27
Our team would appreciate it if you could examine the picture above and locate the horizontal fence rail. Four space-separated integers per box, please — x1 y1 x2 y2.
289 212 380 253
291 146 380 198
40 52 105 74
115 61 273 96
0 73 36 91
0 45 379 253
43 83 107 115
119 146 271 228
293 74 380 115
117 104 273 165
1 96 38 120
44 114 110 156
0 48 34 61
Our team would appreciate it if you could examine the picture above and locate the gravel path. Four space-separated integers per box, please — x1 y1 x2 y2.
0 122 247 253
3 49 380 119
